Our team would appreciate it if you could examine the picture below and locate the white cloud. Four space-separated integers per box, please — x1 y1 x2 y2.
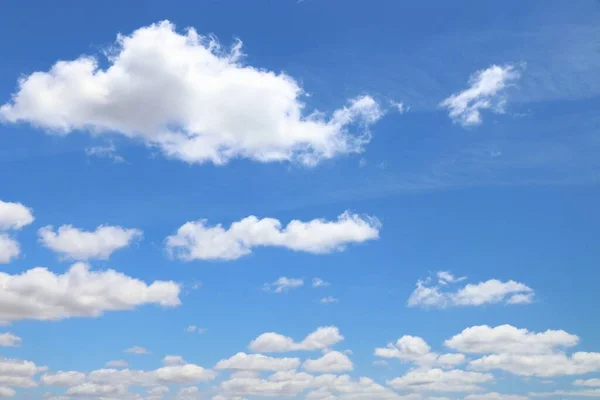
86 363 216 385
163 355 186 366
0 200 34 230
469 352 600 377
176 386 202 399
263 277 304 293
0 333 21 347
66 382 128 397
574 378 600 387
41 371 86 386
0 356 47 389
312 278 330 288
0 21 383 166
445 325 579 354
0 388 14 398
302 351 353 372
387 368 494 392
0 263 179 323
38 224 142 260
85 144 125 163
106 360 128 368
125 346 150 355
186 325 207 334
166 211 380 261
464 393 529 400
215 352 300 371
440 64 521 126
220 371 404 399
408 273 534 308
0 234 20 264
249 326 343 353
148 385 169 395
437 271 466 285
529 389 600 398
373 360 389 367
320 296 339 304
375 335 465 368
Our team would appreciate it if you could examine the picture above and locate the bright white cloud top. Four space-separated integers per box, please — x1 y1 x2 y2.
249 326 344 353
440 64 521 126
166 211 380 261
375 335 465 367
0 263 180 322
0 200 35 264
0 21 383 165
407 271 534 308
302 351 353 372
0 200 34 231
38 224 142 261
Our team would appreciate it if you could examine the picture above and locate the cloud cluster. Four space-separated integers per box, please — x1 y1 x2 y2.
407 272 534 308
440 64 521 126
0 262 180 322
0 21 383 165
166 212 380 261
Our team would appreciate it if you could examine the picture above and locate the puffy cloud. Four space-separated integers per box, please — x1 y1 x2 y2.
0 21 383 165
163 355 186 366
38 225 142 261
0 234 20 264
176 386 202 399
469 352 600 377
86 363 216 385
375 335 465 368
312 278 330 288
302 351 353 372
0 388 14 398
445 325 579 354
262 277 304 293
0 263 180 322
66 382 128 397
387 368 494 392
464 393 529 400
440 64 521 126
147 385 169 395
0 356 47 389
249 326 343 353
125 346 150 355
166 212 380 261
220 371 404 399
320 296 339 304
215 352 300 371
0 333 21 347
41 371 86 386
0 200 34 230
407 273 534 308
106 360 128 368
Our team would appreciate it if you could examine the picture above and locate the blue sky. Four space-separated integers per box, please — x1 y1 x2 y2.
0 0 599 399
